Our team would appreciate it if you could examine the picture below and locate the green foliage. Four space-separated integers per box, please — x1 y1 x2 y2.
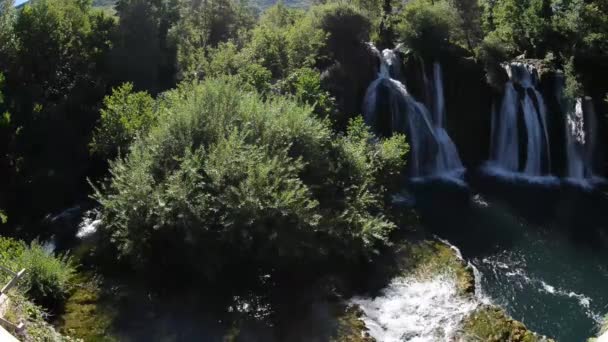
276 67 336 118
0 73 9 128
563 57 583 104
449 0 483 50
396 0 460 57
478 0 608 59
285 12 327 69
247 23 291 78
90 83 157 159
94 78 408 282
202 42 273 93
5 291 75 341
169 0 255 80
245 3 327 79
0 236 25 273
489 0 549 56
0 0 116 227
0 0 17 63
551 0 608 56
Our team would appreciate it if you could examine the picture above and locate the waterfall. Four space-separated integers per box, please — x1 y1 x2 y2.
490 63 551 176
430 63 464 174
363 45 463 178
565 97 599 180
491 82 520 171
553 71 600 182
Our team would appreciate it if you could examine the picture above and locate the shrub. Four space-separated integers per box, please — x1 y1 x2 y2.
93 77 408 283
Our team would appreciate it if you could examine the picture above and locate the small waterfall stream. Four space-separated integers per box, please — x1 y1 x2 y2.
555 70 600 182
490 63 551 176
363 45 463 178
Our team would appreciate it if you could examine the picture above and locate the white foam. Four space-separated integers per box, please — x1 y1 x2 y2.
351 273 479 341
76 210 102 239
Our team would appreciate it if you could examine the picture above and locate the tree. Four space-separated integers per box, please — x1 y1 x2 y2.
90 83 157 160
397 0 460 57
450 0 483 50
0 0 17 68
314 3 371 63
1 0 115 224
93 77 408 284
111 0 178 93
169 0 255 80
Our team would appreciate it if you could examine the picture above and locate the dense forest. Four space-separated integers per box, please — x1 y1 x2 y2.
0 0 607 340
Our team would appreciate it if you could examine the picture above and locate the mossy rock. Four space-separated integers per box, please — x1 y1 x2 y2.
391 239 475 296
460 305 554 342
331 305 375 342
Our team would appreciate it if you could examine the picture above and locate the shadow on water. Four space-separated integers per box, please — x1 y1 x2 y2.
408 170 608 342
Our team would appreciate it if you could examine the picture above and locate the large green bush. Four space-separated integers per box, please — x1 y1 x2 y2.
93 77 407 282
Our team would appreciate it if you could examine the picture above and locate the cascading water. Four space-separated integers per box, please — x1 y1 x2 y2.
429 63 464 174
489 63 551 176
363 45 463 178
556 71 600 182
351 274 479 342
350 240 486 342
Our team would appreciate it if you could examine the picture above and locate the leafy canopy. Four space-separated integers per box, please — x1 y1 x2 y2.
93 77 408 282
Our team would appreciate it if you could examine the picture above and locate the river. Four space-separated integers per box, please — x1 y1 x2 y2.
413 174 608 341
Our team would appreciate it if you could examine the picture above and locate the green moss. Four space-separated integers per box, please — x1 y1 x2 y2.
331 305 375 342
461 306 554 342
57 275 117 342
